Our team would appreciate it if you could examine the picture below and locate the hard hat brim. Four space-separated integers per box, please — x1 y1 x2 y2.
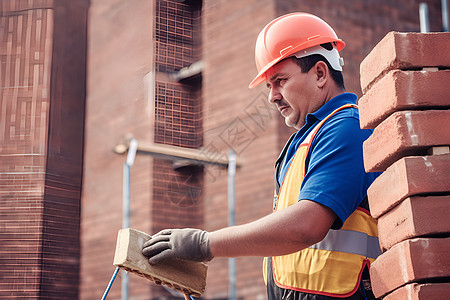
248 56 284 89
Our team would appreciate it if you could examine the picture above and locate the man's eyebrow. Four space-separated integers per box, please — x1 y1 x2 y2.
268 74 278 82
268 72 287 82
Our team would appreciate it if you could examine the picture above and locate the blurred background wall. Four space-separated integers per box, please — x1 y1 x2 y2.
1 0 87 298
0 0 445 299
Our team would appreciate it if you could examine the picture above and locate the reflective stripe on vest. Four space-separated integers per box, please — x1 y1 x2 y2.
266 104 381 297
309 227 381 259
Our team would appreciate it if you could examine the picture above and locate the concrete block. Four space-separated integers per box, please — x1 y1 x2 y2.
378 196 450 251
370 237 450 298
383 282 450 300
363 110 450 172
360 32 450 93
113 228 207 297
359 70 450 129
367 154 450 219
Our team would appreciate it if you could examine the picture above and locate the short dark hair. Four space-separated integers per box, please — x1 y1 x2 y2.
291 44 345 90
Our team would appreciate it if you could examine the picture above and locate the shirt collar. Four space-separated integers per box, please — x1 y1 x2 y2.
290 92 357 143
305 92 357 124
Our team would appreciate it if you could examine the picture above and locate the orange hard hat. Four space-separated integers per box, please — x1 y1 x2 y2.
249 12 345 88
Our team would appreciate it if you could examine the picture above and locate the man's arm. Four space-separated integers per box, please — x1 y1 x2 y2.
209 199 336 257
142 200 336 263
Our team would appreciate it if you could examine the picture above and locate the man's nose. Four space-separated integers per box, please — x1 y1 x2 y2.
268 88 281 104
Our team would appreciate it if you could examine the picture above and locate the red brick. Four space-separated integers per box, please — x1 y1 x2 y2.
378 196 450 251
363 110 450 172
370 237 450 298
383 282 450 300
367 154 450 219
360 32 450 93
359 70 450 129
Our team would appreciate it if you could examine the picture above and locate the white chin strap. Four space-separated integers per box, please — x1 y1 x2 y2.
293 44 344 71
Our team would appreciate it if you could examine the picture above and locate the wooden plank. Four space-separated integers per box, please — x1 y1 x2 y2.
114 139 243 168
113 228 208 297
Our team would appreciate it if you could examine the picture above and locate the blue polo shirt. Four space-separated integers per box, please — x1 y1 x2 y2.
277 93 380 228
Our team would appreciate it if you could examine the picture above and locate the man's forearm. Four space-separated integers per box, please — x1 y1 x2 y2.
141 200 336 263
209 200 336 258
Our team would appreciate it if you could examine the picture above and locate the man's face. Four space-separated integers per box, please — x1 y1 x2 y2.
265 58 322 130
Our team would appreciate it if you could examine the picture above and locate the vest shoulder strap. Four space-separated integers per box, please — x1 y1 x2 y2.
275 104 357 196
274 133 296 196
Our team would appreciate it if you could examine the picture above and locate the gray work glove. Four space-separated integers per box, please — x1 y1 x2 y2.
142 228 213 264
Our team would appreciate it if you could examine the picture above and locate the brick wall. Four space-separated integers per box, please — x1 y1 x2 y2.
359 31 450 299
80 0 155 298
81 0 204 299
152 0 204 297
0 1 53 297
0 0 87 298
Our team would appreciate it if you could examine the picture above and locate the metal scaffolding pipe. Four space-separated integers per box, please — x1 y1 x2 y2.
121 138 138 300
420 3 430 33
443 0 449 31
228 149 237 300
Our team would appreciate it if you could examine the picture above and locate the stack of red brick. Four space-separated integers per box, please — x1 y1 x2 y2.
359 32 450 299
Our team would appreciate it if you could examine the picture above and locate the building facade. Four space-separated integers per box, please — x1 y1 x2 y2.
0 0 445 299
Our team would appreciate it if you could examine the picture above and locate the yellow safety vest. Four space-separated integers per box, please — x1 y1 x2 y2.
263 104 381 297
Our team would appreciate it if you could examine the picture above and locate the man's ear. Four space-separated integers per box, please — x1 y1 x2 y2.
314 61 328 88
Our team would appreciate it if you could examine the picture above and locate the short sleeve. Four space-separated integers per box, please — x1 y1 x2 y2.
298 110 378 229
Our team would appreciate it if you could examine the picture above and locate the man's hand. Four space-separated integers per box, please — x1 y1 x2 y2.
142 228 213 264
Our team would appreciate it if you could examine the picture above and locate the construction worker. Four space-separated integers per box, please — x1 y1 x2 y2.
142 12 381 300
